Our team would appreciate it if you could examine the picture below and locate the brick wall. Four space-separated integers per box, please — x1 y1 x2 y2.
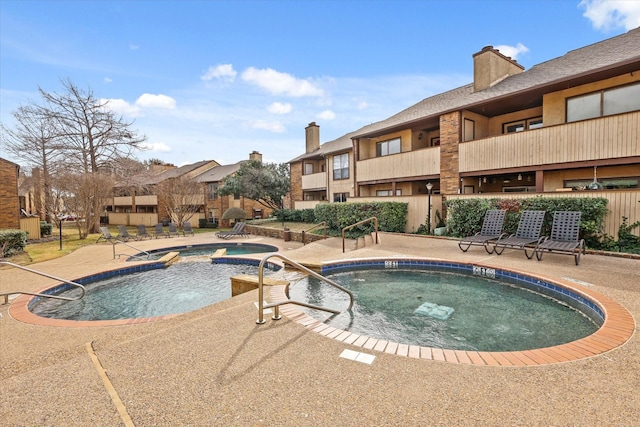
439 111 461 195
0 158 20 229
290 161 303 202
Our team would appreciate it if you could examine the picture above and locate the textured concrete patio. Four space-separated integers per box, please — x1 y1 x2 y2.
1 231 638 426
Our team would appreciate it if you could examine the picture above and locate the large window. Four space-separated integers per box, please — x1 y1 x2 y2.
503 117 543 133
207 183 218 200
333 153 349 180
376 138 401 157
304 162 314 175
333 192 348 202
567 82 640 122
376 189 402 196
564 177 638 190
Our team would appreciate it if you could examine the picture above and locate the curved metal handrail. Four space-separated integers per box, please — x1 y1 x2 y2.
256 253 354 324
341 216 379 253
110 240 150 260
0 260 86 304
301 221 327 245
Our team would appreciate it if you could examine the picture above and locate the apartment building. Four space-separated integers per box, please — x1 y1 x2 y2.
290 27 640 235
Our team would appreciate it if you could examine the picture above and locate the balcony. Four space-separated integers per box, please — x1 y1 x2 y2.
356 147 440 183
135 195 158 205
459 111 640 172
113 196 133 206
302 172 326 190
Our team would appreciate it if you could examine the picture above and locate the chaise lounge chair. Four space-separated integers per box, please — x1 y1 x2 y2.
458 210 506 254
135 224 151 240
535 211 585 265
97 226 117 243
168 223 180 238
116 225 134 242
494 210 546 259
153 223 169 238
182 221 194 236
215 222 248 240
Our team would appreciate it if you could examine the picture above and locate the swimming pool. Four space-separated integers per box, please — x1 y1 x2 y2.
284 259 604 352
29 258 280 321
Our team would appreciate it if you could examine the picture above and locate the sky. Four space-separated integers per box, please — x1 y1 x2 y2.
1 0 640 168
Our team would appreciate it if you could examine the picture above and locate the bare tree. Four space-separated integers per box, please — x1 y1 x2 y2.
1 104 63 222
155 175 204 229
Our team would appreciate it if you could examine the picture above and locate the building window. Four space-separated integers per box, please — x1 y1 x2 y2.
564 177 638 190
333 193 348 202
376 189 402 196
234 193 240 200
304 194 315 201
567 82 640 122
207 183 218 200
503 117 543 133
304 163 314 175
463 118 475 141
376 138 401 157
333 153 349 180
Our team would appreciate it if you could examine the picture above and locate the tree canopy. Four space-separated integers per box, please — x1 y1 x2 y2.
219 160 290 210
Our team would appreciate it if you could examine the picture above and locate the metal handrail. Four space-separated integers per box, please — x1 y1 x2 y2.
256 253 354 324
0 260 86 305
110 240 150 260
301 221 327 245
342 216 379 253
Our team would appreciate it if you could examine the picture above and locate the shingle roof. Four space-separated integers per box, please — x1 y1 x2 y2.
194 162 244 183
291 26 640 162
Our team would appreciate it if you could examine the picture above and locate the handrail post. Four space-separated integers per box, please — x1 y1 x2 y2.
0 260 86 303
341 217 379 253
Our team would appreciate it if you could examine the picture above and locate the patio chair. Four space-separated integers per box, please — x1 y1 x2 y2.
215 222 248 240
458 210 506 254
153 223 169 239
494 210 546 259
182 221 194 237
97 226 117 243
168 222 180 237
135 224 151 240
116 225 133 242
535 211 585 265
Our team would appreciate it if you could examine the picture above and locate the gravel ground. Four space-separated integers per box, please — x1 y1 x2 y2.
1 232 638 426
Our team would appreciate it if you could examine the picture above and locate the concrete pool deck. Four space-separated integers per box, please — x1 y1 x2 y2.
1 231 639 425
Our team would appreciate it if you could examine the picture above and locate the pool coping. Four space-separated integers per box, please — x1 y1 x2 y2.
268 256 635 366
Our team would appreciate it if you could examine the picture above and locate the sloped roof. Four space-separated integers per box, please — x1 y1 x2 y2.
194 161 244 183
291 26 640 162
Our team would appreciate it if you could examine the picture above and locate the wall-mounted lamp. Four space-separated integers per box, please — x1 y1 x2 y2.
518 174 522 181
418 133 423 140
483 176 487 183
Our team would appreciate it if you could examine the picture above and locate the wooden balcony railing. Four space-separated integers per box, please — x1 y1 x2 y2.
301 172 326 190
459 111 640 172
356 147 440 182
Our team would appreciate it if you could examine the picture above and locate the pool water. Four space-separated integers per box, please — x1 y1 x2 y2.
287 269 598 352
31 261 269 320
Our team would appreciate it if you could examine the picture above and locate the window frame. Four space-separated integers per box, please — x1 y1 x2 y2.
567 81 640 123
333 153 349 180
375 137 401 157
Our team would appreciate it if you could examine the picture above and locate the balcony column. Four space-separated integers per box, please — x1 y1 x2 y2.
535 170 544 192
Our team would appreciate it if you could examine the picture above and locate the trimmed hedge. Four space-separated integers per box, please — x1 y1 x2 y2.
444 197 608 246
0 229 28 257
40 221 53 236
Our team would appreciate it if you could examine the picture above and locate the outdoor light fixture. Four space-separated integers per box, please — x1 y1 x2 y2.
426 182 433 234
518 174 522 181
418 133 423 140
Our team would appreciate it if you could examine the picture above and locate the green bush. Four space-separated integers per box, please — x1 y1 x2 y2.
444 197 608 247
316 202 407 238
0 229 28 257
40 221 53 236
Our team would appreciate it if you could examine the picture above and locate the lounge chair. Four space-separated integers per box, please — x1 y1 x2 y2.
458 210 506 254
97 226 117 243
116 225 133 242
535 211 585 265
168 223 180 237
182 221 194 237
215 222 248 240
153 223 169 238
135 224 151 240
494 210 546 259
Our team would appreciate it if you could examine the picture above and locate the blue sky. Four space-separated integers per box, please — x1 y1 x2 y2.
1 0 639 167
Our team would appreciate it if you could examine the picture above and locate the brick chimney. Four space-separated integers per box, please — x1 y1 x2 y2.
249 150 262 162
472 46 524 92
305 122 320 154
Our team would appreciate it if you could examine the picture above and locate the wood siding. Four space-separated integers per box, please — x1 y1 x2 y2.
356 148 440 183
302 172 326 190
459 111 640 172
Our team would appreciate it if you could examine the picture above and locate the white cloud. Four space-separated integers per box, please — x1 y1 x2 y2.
201 64 237 82
135 93 176 109
104 77 112 84
139 141 172 152
267 102 292 114
251 119 286 133
129 43 140 50
241 67 324 97
317 110 336 120
356 100 368 110
580 0 640 31
104 98 139 116
494 43 529 60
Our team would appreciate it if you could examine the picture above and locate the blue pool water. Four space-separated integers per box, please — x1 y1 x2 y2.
31 261 277 320
287 268 599 352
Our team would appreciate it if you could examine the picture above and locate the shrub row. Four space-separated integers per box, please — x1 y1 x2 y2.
0 229 28 257
444 197 608 246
